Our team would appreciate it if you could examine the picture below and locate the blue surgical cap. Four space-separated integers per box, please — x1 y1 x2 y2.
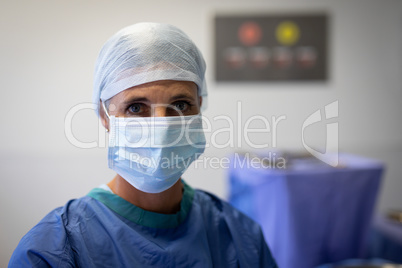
92 22 207 116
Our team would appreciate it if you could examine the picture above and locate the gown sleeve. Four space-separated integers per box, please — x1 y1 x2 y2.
225 202 278 268
8 205 76 268
201 191 278 268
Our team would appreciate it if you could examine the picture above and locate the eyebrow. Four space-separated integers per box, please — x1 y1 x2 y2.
122 93 196 105
122 97 149 106
169 93 196 102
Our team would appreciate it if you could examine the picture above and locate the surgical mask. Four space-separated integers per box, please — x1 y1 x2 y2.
104 106 206 193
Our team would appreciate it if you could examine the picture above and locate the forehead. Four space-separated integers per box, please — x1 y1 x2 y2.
111 80 198 103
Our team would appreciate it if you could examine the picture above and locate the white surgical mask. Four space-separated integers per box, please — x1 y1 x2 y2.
105 107 206 193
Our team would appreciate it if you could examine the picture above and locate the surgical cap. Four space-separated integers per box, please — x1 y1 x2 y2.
93 22 207 115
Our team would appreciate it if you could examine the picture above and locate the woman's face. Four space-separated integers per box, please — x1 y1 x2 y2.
100 80 202 128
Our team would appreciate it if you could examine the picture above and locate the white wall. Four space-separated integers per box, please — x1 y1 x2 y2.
1 0 401 265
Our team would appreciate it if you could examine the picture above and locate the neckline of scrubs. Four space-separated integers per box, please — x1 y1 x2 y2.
87 180 194 229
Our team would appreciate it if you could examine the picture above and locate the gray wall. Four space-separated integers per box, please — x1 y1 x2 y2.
1 0 401 265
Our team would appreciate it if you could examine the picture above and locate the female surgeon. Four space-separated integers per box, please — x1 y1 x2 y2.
9 23 277 267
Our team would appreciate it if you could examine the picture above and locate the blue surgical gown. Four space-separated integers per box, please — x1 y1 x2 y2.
9 181 277 267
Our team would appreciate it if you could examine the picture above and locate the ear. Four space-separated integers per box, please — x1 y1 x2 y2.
198 96 203 109
99 100 109 131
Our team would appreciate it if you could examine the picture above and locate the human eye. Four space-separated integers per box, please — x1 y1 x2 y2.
172 101 191 112
126 103 148 116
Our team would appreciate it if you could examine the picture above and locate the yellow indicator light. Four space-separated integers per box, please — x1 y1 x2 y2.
276 21 300 46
